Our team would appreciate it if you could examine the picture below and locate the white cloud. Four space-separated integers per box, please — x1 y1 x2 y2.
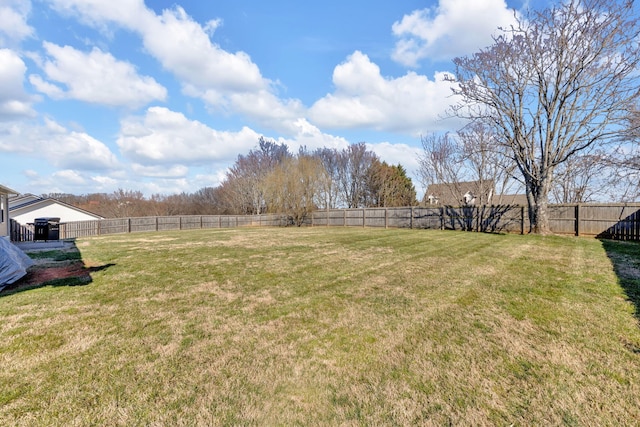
52 169 86 184
391 0 518 66
0 118 119 170
46 0 148 35
131 164 189 178
0 49 36 119
276 118 350 152
46 1 305 133
140 7 264 94
117 106 261 165
309 51 460 134
30 42 167 108
52 131 120 170
0 0 34 46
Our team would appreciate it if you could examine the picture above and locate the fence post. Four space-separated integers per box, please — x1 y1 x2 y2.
344 210 347 227
410 206 414 229
385 208 388 229
128 218 131 234
575 204 581 236
440 207 445 230
520 206 525 235
363 208 366 228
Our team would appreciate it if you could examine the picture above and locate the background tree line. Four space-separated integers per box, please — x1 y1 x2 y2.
49 138 417 222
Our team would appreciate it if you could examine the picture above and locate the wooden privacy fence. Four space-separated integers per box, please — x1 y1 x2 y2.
58 214 291 239
10 203 640 242
9 219 33 242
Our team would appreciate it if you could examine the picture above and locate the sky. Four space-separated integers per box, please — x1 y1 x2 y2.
0 0 531 198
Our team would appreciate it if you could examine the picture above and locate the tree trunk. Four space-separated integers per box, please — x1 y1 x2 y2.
528 178 552 234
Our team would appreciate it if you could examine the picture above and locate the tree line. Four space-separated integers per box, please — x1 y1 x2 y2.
49 138 417 224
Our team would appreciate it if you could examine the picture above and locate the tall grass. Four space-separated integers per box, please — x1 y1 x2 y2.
1 228 639 426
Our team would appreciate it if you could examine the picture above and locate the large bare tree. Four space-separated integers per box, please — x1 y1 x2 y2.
448 0 640 233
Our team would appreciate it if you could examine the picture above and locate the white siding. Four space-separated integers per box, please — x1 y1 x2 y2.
11 201 101 224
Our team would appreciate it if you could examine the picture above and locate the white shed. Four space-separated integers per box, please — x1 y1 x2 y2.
9 194 103 225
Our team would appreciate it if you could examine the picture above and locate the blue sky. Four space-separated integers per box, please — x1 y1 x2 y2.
1 0 529 198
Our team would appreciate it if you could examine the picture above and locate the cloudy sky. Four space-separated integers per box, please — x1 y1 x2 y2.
0 0 529 198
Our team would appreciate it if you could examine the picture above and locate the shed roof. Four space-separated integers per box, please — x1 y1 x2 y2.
0 184 19 196
9 194 103 220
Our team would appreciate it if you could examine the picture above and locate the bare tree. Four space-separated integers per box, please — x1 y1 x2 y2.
418 133 465 202
419 127 515 205
106 189 147 218
457 123 517 205
448 0 640 233
549 150 611 204
221 137 291 214
313 147 342 209
336 142 378 208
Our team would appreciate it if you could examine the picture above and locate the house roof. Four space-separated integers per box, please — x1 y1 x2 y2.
495 194 528 206
425 180 495 206
0 184 19 196
9 194 103 220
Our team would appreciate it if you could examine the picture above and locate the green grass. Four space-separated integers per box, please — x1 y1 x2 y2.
1 227 639 426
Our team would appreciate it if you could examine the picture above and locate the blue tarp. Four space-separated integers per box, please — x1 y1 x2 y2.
0 237 34 290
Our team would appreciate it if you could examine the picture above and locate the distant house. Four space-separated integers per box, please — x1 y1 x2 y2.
9 194 103 225
425 181 495 206
0 184 19 239
424 181 527 206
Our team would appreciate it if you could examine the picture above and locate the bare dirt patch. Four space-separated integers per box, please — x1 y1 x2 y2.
18 262 91 287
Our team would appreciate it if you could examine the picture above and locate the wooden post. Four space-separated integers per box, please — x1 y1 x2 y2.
575 204 581 236
410 206 414 229
363 208 366 228
520 206 525 235
385 208 388 229
344 209 347 227
440 207 445 230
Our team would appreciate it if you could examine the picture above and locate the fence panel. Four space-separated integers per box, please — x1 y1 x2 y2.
10 219 33 242
61 220 99 239
364 208 386 228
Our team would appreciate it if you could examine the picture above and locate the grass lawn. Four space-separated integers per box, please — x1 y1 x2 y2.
1 227 639 426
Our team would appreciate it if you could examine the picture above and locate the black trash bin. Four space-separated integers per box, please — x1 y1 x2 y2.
34 217 60 241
